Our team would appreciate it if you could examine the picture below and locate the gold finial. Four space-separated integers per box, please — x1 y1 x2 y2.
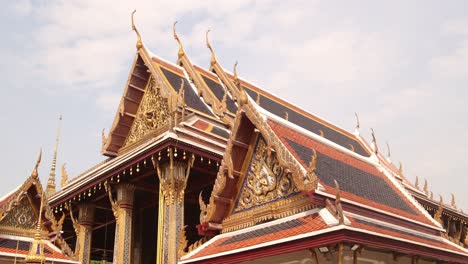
46 114 62 198
61 163 68 188
398 162 403 176
25 192 45 263
354 112 360 130
423 179 428 195
386 142 391 160
31 149 42 178
131 10 143 50
370 128 378 154
414 176 420 190
206 29 217 66
173 21 185 58
451 193 457 209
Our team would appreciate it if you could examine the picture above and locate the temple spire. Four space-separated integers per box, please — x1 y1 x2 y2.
25 191 45 263
46 114 62 198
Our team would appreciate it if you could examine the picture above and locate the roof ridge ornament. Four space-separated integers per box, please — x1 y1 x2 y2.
61 163 68 188
423 179 428 195
451 193 457 209
233 62 247 106
131 10 143 50
434 195 443 225
370 128 378 154
206 29 217 66
31 149 42 178
398 161 403 176
354 112 360 134
173 21 185 58
414 176 420 190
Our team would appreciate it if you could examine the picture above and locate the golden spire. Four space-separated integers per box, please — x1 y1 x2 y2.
46 114 62 198
173 21 185 58
25 191 45 263
61 163 68 188
131 10 143 50
206 29 217 66
370 128 378 154
31 149 42 178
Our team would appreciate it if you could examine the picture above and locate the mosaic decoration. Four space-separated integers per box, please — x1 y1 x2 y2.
0 197 36 229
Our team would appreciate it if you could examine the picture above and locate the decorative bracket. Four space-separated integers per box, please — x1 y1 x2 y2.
104 182 119 220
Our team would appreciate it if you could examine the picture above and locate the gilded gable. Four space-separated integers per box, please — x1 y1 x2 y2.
124 76 170 146
222 136 313 232
0 196 37 231
234 136 298 213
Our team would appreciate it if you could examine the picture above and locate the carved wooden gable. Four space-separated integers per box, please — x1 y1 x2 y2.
124 75 171 147
222 135 313 232
0 195 37 231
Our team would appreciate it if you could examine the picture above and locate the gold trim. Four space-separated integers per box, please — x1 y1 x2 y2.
222 195 314 233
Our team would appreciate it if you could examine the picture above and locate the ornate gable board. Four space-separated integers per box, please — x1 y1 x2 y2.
103 48 180 155
222 134 312 232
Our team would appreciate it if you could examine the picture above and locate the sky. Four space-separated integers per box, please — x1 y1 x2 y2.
0 1 467 211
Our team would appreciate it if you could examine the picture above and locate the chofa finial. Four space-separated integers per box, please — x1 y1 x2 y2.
370 128 378 154
451 193 457 209
31 149 42 178
354 112 360 131
131 10 143 50
206 29 217 66
173 21 185 58
386 142 391 161
61 163 68 188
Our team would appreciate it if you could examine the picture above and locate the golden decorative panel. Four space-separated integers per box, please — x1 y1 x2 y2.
0 196 37 230
124 76 170 146
234 136 298 213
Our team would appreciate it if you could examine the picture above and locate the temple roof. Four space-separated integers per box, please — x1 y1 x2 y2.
181 208 468 263
0 235 77 263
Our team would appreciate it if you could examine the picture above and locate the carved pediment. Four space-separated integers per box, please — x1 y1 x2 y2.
221 136 313 232
234 136 299 213
0 196 37 230
124 76 171 146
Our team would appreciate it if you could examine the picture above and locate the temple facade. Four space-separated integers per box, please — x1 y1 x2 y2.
1 14 467 264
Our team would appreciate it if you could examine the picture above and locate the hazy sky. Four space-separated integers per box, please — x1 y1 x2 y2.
1 1 467 210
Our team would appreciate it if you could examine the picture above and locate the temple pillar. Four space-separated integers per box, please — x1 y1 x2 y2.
153 149 193 264
75 204 95 264
110 183 135 264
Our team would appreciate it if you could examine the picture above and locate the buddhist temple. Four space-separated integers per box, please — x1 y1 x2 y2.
1 12 467 264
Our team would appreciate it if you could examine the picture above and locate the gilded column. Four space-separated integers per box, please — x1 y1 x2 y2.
153 148 193 264
106 183 135 264
75 204 95 264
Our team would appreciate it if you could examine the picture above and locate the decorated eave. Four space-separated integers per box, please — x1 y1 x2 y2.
49 113 227 207
181 208 468 264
